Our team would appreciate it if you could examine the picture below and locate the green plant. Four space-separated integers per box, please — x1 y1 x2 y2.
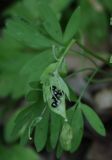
0 0 111 159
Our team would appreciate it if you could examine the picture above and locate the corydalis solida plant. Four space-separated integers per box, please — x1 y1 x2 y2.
4 3 106 158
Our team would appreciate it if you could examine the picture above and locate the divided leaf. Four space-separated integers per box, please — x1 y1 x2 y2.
39 4 63 43
34 109 49 152
21 50 54 82
70 106 84 152
50 112 62 148
81 103 106 136
63 7 81 43
5 18 53 49
12 101 44 138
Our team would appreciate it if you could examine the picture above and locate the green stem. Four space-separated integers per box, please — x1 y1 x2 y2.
76 41 110 66
63 39 76 57
88 78 112 83
58 39 76 68
70 50 98 66
66 67 95 78
74 67 99 109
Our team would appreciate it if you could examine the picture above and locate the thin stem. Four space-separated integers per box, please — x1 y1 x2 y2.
28 105 47 140
66 67 95 79
74 67 99 109
52 45 59 61
76 41 110 65
78 67 99 102
58 39 76 66
70 50 98 67
88 78 112 83
63 39 76 57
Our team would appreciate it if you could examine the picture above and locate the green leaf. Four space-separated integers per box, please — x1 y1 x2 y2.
0 145 41 160
50 112 62 148
12 101 44 138
63 7 81 43
12 106 35 137
50 0 71 14
58 75 70 99
56 143 63 159
101 0 112 12
4 1 35 21
29 81 40 89
41 68 67 119
0 51 34 98
23 0 40 19
5 18 54 49
81 103 106 136
26 90 40 102
38 4 63 43
40 62 58 82
34 109 49 152
69 106 84 152
60 122 73 151
20 124 30 146
20 120 34 146
4 109 21 142
21 50 54 82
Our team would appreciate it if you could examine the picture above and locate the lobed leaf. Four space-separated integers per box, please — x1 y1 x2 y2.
34 109 49 152
38 4 63 43
50 112 62 148
5 18 54 49
70 105 84 152
21 50 54 83
63 7 81 43
81 103 106 136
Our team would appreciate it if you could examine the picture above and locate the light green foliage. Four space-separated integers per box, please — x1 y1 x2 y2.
0 35 34 98
40 62 70 119
70 106 84 152
67 106 84 152
81 103 106 136
60 122 73 151
34 109 49 152
26 90 40 102
50 112 62 148
0 0 108 158
5 0 72 21
21 50 54 83
63 7 81 44
38 4 63 43
5 18 54 49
